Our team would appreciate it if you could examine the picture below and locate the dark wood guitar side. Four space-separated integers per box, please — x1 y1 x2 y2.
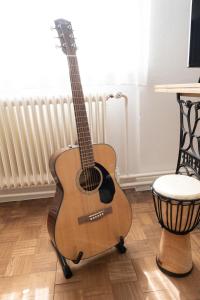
47 150 63 244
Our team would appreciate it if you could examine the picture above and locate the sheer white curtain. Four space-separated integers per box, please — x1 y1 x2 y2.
0 0 150 97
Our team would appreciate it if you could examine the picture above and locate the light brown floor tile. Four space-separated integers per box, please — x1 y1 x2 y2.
145 290 179 300
31 252 57 273
125 240 154 259
0 271 55 299
4 254 33 276
12 239 37 256
54 284 83 300
133 256 171 293
107 260 137 283
111 282 144 300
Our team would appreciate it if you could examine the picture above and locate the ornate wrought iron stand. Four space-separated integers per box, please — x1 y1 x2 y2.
176 93 200 179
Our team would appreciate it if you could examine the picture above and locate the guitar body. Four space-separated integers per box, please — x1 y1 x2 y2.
48 144 132 259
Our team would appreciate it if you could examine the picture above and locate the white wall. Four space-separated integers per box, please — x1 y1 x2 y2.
2 0 200 201
116 0 200 187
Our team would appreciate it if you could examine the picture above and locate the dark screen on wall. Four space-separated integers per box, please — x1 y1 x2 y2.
188 0 200 67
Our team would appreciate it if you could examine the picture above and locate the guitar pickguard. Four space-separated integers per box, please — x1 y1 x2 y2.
95 162 115 204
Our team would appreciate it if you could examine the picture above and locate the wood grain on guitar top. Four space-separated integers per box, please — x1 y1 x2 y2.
47 144 132 260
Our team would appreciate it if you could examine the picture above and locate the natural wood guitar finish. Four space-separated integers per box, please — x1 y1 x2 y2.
48 144 132 259
47 19 132 261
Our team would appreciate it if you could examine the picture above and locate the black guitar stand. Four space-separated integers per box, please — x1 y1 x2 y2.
115 236 127 254
51 241 73 278
52 236 126 279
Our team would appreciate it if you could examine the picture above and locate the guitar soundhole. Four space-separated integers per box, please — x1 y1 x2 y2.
79 167 102 192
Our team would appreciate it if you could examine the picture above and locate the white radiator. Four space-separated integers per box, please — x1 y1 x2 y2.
0 93 128 197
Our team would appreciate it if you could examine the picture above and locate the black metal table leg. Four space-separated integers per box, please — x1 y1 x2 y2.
176 94 200 179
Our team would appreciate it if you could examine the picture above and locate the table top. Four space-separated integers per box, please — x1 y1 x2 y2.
155 83 200 96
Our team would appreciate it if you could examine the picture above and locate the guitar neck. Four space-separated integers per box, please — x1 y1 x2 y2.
67 55 94 169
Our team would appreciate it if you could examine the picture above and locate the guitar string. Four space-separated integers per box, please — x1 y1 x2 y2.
70 52 100 192
73 60 94 191
69 56 95 191
73 57 97 192
68 57 86 190
60 24 96 219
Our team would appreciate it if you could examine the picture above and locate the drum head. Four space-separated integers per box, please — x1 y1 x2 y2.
153 174 200 200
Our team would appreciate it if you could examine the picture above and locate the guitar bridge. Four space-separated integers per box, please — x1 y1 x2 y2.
78 207 112 224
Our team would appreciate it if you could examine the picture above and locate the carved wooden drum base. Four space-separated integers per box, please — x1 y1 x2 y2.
156 229 193 277
152 175 200 277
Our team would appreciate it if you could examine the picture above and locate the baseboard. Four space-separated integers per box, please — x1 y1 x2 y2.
119 170 175 191
0 170 174 203
0 184 56 203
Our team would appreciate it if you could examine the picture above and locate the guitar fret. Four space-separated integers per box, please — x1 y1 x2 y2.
79 144 93 148
77 129 90 133
81 158 94 163
82 164 94 168
80 151 93 158
79 132 91 136
80 149 93 154
77 126 89 130
80 151 93 155
72 80 84 84
78 137 91 139
80 148 93 152
81 158 94 162
82 164 95 168
72 90 84 93
80 148 92 152
72 94 83 97
75 115 88 119
78 134 91 138
67 49 95 166
74 109 86 112
78 124 88 132
82 161 94 166
74 110 87 113
77 132 90 136
79 140 92 143
76 122 89 125
81 160 94 164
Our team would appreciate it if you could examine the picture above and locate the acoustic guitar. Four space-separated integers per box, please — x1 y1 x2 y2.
48 19 132 262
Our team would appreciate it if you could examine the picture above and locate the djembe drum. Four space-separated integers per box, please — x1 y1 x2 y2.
152 174 200 277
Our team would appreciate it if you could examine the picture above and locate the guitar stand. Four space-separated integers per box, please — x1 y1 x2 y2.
51 236 126 279
115 236 127 254
51 241 73 279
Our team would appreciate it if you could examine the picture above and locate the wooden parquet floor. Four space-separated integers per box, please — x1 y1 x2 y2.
1 190 200 299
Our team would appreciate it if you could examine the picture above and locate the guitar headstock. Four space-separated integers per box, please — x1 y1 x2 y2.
54 19 77 56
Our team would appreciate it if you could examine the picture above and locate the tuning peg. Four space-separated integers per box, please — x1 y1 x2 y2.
55 45 62 49
50 26 56 31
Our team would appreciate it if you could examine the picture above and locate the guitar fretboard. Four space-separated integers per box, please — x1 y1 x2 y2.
67 55 95 169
